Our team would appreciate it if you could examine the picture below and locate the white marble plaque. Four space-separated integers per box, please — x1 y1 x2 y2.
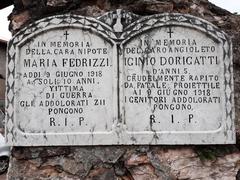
6 15 119 145
6 11 235 145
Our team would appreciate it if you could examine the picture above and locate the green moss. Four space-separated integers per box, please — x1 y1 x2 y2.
194 145 238 161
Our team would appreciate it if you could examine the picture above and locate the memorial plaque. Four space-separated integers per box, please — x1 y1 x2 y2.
120 24 234 144
6 15 119 145
6 10 235 145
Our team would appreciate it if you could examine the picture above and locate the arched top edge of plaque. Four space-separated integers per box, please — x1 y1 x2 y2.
7 13 117 50
16 25 116 49
97 10 231 43
8 10 231 45
120 13 230 48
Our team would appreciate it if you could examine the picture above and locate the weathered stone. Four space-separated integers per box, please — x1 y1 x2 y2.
8 146 240 179
125 154 149 166
0 79 5 103
22 0 33 8
8 158 64 179
12 147 70 160
6 10 235 146
73 5 106 17
5 0 240 179
44 157 85 175
148 151 173 180
124 0 173 15
10 10 30 31
94 147 126 164
128 164 159 180
85 167 117 180
0 41 7 80
237 170 240 180
155 148 240 179
113 160 127 176
47 0 69 7
235 61 240 138
143 1 174 13
8 1 240 138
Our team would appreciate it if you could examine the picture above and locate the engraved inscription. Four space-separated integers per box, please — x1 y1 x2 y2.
16 28 114 133
6 12 235 145
122 26 223 132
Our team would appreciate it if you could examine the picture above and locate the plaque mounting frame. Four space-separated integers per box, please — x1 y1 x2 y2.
6 10 235 146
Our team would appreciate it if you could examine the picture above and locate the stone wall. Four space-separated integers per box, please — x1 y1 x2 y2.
0 42 6 132
0 42 6 79
0 42 6 102
7 0 240 179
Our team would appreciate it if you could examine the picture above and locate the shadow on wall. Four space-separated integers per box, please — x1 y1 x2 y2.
0 39 6 127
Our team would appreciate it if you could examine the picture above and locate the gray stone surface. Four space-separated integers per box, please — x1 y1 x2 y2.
0 43 6 80
8 145 240 179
